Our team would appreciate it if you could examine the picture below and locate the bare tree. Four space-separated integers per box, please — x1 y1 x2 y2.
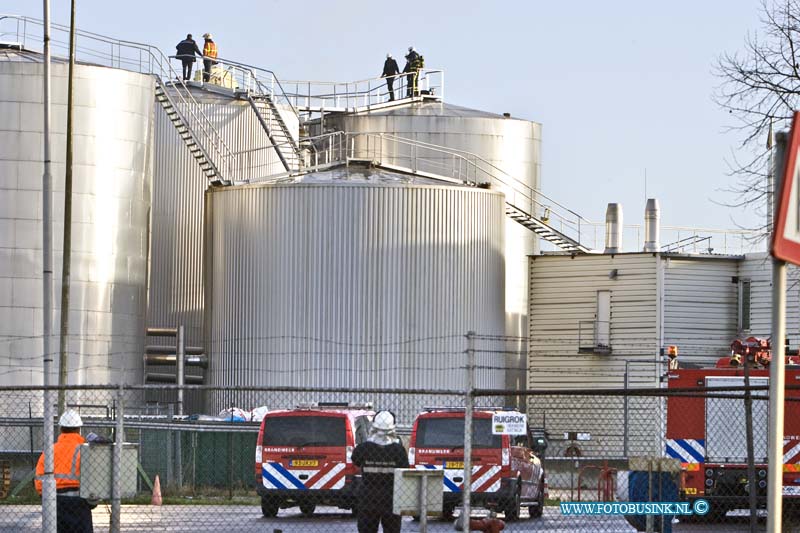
715 0 800 235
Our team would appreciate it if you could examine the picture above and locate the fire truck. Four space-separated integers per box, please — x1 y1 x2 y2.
666 338 800 518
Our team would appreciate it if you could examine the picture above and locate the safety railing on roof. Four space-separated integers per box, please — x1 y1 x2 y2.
0 14 242 182
283 69 444 112
578 223 761 255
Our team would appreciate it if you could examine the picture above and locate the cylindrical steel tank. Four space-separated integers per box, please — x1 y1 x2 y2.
320 102 540 393
604 203 623 253
204 166 506 417
0 50 154 388
643 198 660 252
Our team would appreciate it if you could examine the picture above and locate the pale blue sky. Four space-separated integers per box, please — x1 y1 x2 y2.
4 0 765 231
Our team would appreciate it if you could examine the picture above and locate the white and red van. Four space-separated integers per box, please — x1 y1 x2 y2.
408 407 546 520
254 402 374 517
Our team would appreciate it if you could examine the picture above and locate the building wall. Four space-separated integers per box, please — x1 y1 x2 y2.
528 253 660 391
739 252 800 346
662 256 739 364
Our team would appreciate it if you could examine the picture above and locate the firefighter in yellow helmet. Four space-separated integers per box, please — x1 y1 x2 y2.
35 409 94 532
202 33 218 83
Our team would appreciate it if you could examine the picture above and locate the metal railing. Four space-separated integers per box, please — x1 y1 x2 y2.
283 69 444 111
579 223 761 255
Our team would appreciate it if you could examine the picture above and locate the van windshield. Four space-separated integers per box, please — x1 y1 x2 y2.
262 415 346 447
415 417 502 449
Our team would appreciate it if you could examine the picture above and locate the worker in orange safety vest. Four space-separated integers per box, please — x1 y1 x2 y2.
202 33 218 83
36 409 94 533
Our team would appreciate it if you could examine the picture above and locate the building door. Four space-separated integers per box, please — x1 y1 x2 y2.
596 290 611 348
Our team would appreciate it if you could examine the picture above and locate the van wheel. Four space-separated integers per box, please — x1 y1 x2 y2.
261 497 279 517
503 484 521 521
529 482 545 518
299 503 316 517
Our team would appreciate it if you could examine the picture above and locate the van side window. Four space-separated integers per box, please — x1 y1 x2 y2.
355 416 370 444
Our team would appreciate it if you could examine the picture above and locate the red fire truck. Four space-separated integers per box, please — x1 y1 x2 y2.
666 338 800 518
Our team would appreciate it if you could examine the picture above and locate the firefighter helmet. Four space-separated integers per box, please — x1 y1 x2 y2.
372 411 396 432
59 409 83 428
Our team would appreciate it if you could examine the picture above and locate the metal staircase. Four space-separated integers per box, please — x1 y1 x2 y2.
505 205 592 253
154 77 232 186
243 93 302 172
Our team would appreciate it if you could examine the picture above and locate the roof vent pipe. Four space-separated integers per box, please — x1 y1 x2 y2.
604 203 623 254
643 198 660 252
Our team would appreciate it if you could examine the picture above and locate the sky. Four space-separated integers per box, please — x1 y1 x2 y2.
3 0 766 232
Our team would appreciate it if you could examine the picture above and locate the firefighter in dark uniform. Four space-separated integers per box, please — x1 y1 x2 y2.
382 53 400 101
175 34 203 81
403 47 420 97
35 410 95 533
352 410 409 533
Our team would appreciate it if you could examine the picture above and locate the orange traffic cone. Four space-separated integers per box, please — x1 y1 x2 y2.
151 474 162 506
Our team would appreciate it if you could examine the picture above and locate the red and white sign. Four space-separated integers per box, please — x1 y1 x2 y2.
772 111 800 265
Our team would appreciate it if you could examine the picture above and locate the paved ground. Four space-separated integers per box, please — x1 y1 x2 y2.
0 504 793 532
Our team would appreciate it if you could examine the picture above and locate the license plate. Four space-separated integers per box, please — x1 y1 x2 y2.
445 461 464 469
290 459 318 467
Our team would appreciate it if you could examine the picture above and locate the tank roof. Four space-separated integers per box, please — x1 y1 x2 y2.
252 164 474 187
355 101 535 122
0 45 67 64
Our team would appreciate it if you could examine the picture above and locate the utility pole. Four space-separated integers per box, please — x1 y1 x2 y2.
767 131 787 533
58 0 77 414
41 1 57 532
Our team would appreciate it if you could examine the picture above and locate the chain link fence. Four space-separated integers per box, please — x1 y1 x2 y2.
1 382 798 531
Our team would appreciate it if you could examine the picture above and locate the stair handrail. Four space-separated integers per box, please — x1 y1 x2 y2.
283 69 444 110
291 131 589 248
0 14 238 182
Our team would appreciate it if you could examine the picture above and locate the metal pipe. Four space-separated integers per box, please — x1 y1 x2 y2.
111 385 123 533
743 356 757 533
642 198 660 252
177 325 185 417
767 131 787 533
41 1 56 531
462 332 475 524
604 203 623 253
57 0 76 415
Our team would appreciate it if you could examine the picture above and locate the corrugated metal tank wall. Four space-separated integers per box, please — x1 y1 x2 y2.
148 87 298 405
205 178 506 416
0 55 153 388
321 103 540 394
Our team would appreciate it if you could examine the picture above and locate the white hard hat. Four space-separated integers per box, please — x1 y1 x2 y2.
59 409 83 428
372 410 396 432
387 53 392 59
203 33 213 39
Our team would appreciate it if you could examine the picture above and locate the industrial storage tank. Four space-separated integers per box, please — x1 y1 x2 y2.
204 165 506 415
321 102 541 391
0 48 154 387
147 86 299 386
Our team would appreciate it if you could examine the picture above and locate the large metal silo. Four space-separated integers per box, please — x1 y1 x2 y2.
321 102 541 392
0 50 154 387
204 166 505 416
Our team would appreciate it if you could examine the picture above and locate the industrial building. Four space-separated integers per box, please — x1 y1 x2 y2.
526 210 798 459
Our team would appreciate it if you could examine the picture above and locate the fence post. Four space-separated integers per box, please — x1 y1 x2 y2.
462 331 475 523
111 384 124 533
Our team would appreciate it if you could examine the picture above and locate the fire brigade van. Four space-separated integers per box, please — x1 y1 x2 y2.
666 338 800 519
408 407 547 520
254 402 374 517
